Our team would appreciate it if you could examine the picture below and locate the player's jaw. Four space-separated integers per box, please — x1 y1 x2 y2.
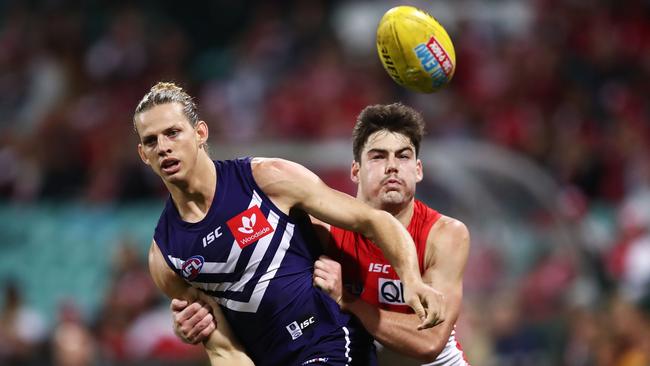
372 163 420 207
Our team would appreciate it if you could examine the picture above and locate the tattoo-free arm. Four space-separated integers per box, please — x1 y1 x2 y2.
343 217 470 361
148 242 254 365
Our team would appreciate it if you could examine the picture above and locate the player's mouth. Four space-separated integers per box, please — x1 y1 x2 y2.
382 177 403 190
383 177 402 186
160 158 181 175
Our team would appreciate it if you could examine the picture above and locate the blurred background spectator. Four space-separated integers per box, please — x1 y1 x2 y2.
0 281 47 365
0 0 649 364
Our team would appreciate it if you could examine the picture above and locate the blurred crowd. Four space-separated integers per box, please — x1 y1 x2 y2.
1 239 206 366
1 0 650 365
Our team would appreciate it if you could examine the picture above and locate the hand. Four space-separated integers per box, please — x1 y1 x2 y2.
403 281 446 330
171 298 216 344
313 255 344 307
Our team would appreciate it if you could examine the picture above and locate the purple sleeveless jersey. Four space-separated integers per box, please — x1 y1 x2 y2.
154 158 375 366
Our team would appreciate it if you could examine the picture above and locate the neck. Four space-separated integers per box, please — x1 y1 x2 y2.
166 152 217 222
359 192 416 228
383 199 415 228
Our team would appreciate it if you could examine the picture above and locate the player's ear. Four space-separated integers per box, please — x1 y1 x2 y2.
416 158 423 183
351 160 360 184
195 120 209 148
137 144 150 166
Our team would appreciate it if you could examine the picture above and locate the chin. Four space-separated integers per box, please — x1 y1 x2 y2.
162 170 186 184
381 191 406 205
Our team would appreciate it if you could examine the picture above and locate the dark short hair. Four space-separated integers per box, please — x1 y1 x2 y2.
133 82 199 132
352 103 425 162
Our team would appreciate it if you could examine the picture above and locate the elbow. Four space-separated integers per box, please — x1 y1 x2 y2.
361 209 392 238
417 341 445 363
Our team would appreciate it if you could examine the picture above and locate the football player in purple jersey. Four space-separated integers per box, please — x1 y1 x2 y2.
134 82 445 365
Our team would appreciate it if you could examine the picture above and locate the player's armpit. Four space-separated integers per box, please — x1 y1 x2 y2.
309 216 337 255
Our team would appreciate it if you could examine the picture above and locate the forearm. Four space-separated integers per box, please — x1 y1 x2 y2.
206 348 255 366
364 210 420 284
345 298 449 362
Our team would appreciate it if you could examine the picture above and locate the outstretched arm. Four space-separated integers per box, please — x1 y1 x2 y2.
148 242 254 365
314 217 470 362
253 158 444 329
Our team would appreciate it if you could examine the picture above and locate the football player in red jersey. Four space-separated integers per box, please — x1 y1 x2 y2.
313 103 470 365
172 103 469 365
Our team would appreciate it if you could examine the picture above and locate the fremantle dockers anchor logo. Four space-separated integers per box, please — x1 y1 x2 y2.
182 255 205 280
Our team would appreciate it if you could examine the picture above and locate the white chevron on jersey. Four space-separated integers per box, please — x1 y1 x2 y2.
169 190 294 313
217 221 294 312
167 191 264 275
189 210 280 293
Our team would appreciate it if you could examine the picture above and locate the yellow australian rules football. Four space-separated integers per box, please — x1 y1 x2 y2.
376 5 456 93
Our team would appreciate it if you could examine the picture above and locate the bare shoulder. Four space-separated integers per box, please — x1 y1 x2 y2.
251 157 318 184
425 215 470 267
430 215 470 245
250 158 321 211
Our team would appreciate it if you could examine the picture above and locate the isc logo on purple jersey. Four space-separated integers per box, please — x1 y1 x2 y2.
182 255 204 280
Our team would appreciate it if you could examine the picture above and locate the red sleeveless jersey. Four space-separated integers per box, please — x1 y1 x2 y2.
330 200 441 313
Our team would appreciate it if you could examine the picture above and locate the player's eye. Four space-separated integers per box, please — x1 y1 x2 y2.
143 137 156 146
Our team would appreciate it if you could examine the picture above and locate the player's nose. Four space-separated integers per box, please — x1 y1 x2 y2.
385 156 399 173
157 136 172 155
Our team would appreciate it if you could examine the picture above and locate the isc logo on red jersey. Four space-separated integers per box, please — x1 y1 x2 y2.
368 263 391 274
227 205 274 249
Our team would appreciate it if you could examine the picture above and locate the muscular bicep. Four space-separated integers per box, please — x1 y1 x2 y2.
149 241 190 299
253 158 381 236
149 241 252 362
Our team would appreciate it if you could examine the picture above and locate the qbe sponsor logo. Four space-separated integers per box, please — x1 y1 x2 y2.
378 278 407 306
